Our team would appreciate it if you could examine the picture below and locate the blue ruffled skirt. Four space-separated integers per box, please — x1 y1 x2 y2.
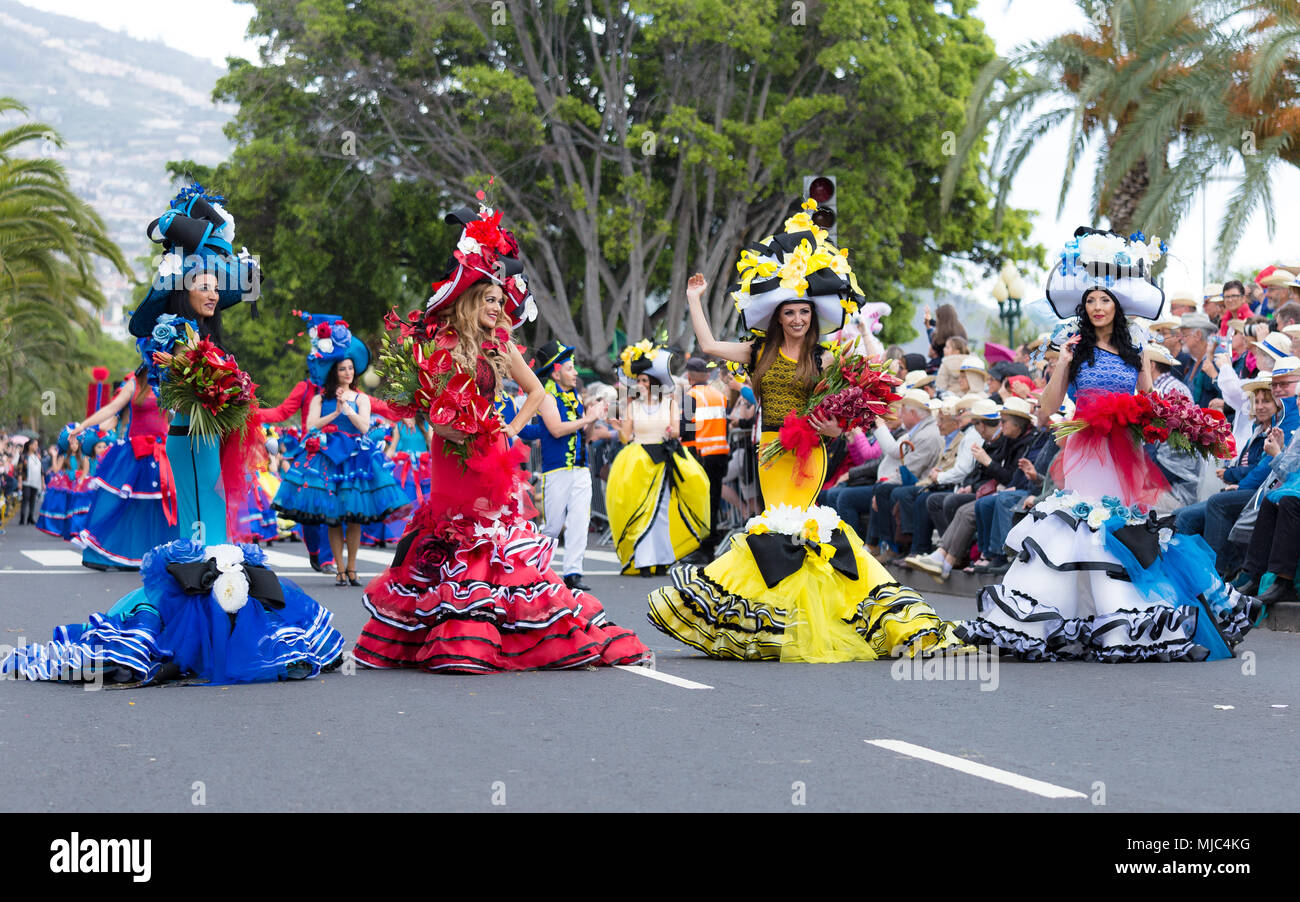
36 472 93 541
2 540 345 685
273 431 410 526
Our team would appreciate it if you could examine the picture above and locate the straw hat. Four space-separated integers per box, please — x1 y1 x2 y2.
1282 324 1300 342
969 398 1001 421
1143 342 1179 366
954 393 986 413
1261 270 1295 288
1252 331 1293 361
903 369 935 389
958 355 987 375
1166 286 1200 313
898 388 933 412
1271 357 1300 379
1241 376 1272 394
1000 396 1035 421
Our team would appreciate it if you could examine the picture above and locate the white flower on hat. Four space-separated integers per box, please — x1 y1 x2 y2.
521 296 537 322
1077 232 1112 263
317 338 335 354
457 233 482 257
211 202 236 243
156 251 184 281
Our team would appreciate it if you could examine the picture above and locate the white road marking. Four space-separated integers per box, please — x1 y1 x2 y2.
257 549 314 569
585 549 620 564
20 550 84 567
615 664 712 690
865 739 1087 799
354 548 394 565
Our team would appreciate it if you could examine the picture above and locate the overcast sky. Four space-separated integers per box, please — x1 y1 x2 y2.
17 0 1298 297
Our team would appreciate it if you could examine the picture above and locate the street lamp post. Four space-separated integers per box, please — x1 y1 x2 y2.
993 262 1027 349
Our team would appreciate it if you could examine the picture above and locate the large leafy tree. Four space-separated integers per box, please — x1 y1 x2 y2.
197 0 1032 381
0 97 129 430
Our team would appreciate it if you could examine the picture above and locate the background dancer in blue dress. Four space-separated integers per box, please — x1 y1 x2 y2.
273 319 410 587
69 367 176 570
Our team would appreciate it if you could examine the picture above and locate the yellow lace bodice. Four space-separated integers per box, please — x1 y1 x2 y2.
759 351 808 431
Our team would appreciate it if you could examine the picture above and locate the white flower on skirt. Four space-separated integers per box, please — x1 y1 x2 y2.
208 544 245 574
212 569 250 614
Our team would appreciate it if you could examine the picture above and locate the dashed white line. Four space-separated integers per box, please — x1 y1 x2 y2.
866 739 1087 799
615 664 713 690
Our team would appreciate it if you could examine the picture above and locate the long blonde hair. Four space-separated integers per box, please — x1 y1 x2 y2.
750 304 820 397
440 280 512 391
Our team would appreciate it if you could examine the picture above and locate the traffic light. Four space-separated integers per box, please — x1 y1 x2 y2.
802 174 837 244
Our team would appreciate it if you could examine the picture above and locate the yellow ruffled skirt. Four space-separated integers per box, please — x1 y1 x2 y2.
647 438 968 662
607 441 711 575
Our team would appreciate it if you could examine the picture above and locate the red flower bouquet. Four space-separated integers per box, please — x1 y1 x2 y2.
155 323 258 441
1053 390 1236 460
374 314 513 465
758 344 902 473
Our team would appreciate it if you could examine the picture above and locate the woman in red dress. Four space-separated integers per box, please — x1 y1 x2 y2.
353 207 651 673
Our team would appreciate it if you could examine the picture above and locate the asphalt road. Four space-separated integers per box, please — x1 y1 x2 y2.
0 525 1296 813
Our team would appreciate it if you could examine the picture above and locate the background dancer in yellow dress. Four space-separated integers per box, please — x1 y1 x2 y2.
605 343 711 576
647 202 967 662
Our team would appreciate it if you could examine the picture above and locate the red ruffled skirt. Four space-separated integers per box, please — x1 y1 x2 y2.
352 434 650 673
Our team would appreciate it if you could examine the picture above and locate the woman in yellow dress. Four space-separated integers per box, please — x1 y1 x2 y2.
647 203 967 662
606 344 711 575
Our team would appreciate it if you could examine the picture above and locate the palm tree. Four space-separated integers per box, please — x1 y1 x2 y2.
1104 0 1300 268
941 0 1218 238
0 96 128 412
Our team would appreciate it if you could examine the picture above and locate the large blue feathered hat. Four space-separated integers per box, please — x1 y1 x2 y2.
296 310 370 386
128 184 262 338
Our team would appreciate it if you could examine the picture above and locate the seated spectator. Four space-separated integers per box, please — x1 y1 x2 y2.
935 336 970 394
1176 359 1300 575
892 398 996 559
903 369 937 398
908 397 1040 580
1179 312 1224 408
1147 342 1192 398
957 356 989 397
830 390 941 560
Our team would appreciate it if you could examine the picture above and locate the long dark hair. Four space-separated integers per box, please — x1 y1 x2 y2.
163 289 226 349
930 303 966 354
1068 289 1144 384
321 358 356 401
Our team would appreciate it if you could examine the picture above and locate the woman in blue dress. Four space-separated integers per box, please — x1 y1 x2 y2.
68 368 176 570
3 184 344 686
273 322 411 587
958 229 1260 662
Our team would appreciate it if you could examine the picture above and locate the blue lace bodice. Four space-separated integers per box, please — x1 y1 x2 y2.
1068 348 1138 399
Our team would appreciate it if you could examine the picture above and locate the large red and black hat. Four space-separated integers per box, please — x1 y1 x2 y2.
427 206 537 326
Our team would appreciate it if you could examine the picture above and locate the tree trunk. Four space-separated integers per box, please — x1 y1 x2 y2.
1105 157 1149 236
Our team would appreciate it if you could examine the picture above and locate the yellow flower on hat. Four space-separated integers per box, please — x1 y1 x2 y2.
619 339 656 376
841 298 859 316
829 247 851 275
737 248 779 294
778 240 814 295
749 523 769 535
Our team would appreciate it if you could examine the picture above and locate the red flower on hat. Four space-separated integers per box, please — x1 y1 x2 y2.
317 322 332 339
